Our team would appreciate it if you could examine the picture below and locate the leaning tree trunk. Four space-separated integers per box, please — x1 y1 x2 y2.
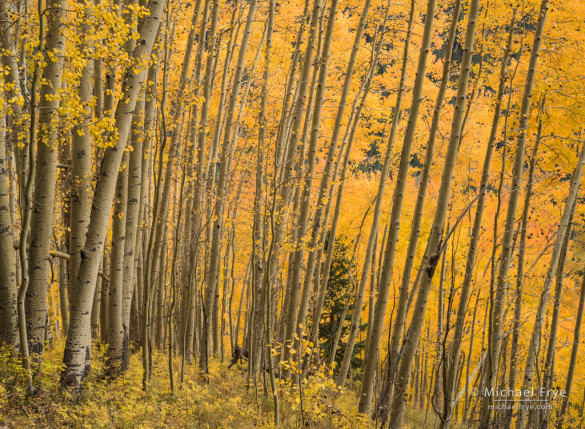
310 4 390 356
480 1 549 425
357 0 434 410
556 272 585 429
505 103 541 429
60 0 165 392
440 10 517 429
337 0 415 391
375 1 462 418
540 203 575 427
387 0 480 426
516 130 585 429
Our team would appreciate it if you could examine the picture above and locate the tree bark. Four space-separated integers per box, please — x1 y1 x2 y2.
388 0 480 426
60 0 165 392
516 134 585 429
480 2 549 424
358 0 434 410
26 0 67 360
440 10 517 429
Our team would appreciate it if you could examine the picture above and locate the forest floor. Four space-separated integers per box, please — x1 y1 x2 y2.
0 340 462 428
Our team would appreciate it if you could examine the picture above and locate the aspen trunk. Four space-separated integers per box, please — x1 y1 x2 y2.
266 0 322 373
0 114 18 347
0 0 23 350
503 113 542 429
358 0 433 409
556 273 585 429
204 0 258 363
121 91 145 368
60 0 165 391
541 205 574 426
106 152 129 375
516 133 585 429
289 0 338 358
250 0 275 379
388 1 480 426
480 2 549 424
376 1 462 417
26 0 67 360
312 7 391 357
440 10 517 429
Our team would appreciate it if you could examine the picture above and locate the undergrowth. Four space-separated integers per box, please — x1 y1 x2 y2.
0 340 375 428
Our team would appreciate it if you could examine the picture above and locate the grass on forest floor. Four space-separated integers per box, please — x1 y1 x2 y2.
0 340 466 428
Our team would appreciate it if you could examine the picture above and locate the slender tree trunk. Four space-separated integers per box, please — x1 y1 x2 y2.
312 7 391 358
0 113 18 347
16 0 45 392
106 152 129 375
480 2 549 424
60 0 165 392
505 113 542 429
376 1 462 417
289 0 339 360
557 273 585 429
541 204 574 426
204 0 258 363
121 91 145 369
266 0 322 374
358 0 434 409
516 131 585 429
25 0 67 361
440 11 517 429
388 1 480 426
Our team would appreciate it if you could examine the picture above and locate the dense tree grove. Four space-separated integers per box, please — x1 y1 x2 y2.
1 0 585 427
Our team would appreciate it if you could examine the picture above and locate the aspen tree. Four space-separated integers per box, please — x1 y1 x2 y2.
26 0 67 360
60 0 165 391
376 1 462 417
301 0 373 363
357 0 433 407
540 204 575 426
505 114 542 428
288 0 338 359
182 0 221 365
312 3 392 358
204 0 257 364
0 0 26 198
16 0 44 392
121 91 145 368
106 152 129 375
140 38 160 383
266 0 322 374
439 10 517 429
557 272 585 429
250 0 276 380
480 1 549 424
0 113 18 347
337 0 417 391
69 7 94 288
387 0 480 426
516 139 585 429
